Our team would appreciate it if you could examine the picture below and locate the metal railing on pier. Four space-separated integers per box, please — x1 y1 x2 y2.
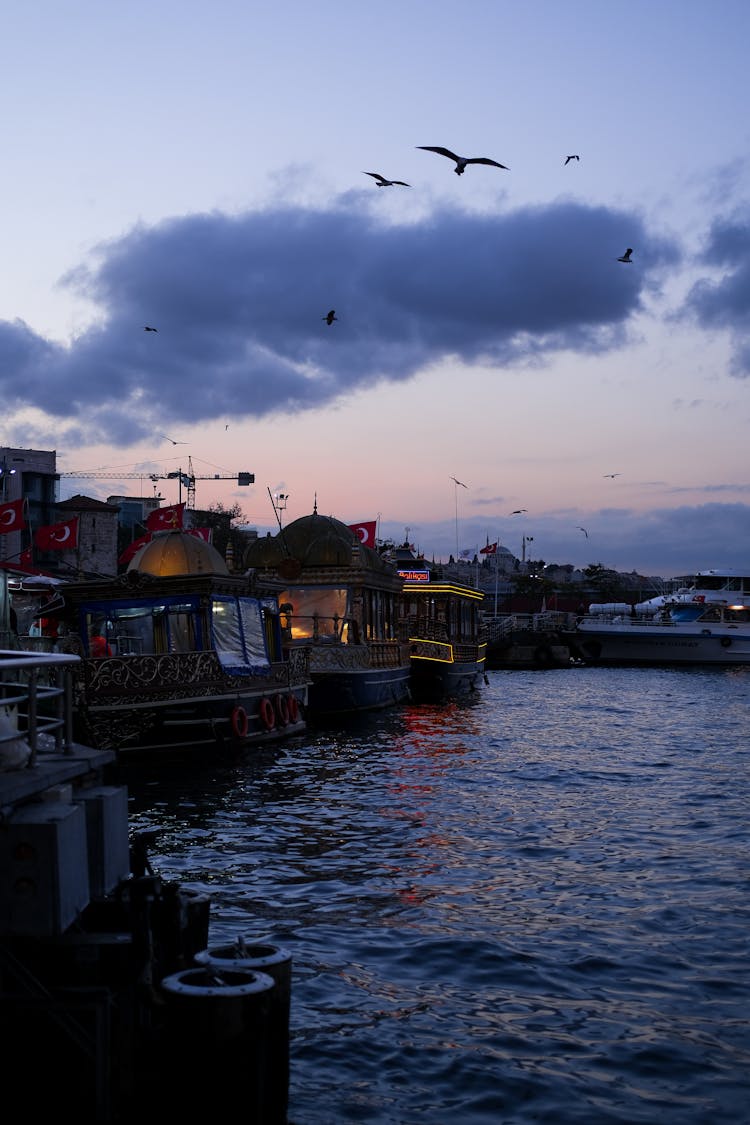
0 648 81 763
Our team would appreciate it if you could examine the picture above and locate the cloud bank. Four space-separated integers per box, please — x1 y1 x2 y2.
0 193 685 444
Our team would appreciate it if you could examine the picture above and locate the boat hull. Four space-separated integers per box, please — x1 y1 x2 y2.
308 665 412 717
575 627 750 666
409 656 485 702
72 650 310 756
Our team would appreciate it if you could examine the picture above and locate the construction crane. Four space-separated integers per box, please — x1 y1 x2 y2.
60 456 254 510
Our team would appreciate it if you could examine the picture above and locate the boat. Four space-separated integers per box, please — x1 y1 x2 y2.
574 596 750 666
243 509 412 717
590 567 750 616
393 543 488 699
18 530 310 755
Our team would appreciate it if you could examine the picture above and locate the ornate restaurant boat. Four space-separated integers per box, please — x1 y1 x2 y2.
574 597 750 666
243 509 411 717
394 543 488 700
24 531 310 755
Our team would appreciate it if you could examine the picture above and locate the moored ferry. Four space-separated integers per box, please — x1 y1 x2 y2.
243 508 411 717
395 543 487 701
17 530 310 756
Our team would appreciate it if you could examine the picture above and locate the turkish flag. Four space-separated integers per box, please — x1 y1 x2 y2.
118 532 152 565
480 542 497 555
19 547 34 567
145 502 185 531
0 498 26 534
348 520 377 549
34 517 79 551
186 527 212 542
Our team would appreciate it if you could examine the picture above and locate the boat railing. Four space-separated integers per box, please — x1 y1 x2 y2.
0 648 81 763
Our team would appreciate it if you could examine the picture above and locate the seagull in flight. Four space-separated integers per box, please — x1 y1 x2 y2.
617 248 633 263
510 509 527 515
323 309 338 325
143 325 158 332
603 473 621 478
160 434 188 445
416 146 509 175
564 155 580 165
450 476 468 488
577 526 589 538
363 172 410 187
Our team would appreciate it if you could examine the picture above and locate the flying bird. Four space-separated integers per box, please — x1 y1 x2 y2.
323 309 338 325
510 509 527 515
617 248 633 263
564 155 580 165
363 172 410 187
577 527 589 538
160 434 188 445
143 325 158 332
450 476 468 488
603 473 621 478
416 146 509 175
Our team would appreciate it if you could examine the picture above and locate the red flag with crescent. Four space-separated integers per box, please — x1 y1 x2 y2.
347 520 377 549
145 502 185 531
34 516 79 551
480 542 497 555
118 532 152 565
0 498 26 534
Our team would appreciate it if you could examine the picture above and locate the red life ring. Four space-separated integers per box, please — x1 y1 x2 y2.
275 693 290 726
287 694 299 724
259 697 276 730
231 705 249 739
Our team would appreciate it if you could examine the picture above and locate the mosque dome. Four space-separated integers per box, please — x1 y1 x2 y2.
129 530 229 577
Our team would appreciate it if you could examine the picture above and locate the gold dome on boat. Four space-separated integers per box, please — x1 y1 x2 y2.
129 530 229 577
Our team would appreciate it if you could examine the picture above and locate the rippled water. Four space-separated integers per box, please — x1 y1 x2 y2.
123 667 750 1123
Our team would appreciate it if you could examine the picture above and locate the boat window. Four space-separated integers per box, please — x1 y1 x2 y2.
211 596 271 673
278 587 349 642
238 598 271 667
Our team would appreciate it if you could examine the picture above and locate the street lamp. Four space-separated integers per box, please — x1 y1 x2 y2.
275 493 289 527
522 535 534 567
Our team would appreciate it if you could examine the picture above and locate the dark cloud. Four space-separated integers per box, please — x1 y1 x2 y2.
682 209 750 377
1 196 679 443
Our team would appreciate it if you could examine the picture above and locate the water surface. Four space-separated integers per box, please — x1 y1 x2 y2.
124 667 750 1123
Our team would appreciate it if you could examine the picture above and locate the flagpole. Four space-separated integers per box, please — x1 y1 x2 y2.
494 535 499 616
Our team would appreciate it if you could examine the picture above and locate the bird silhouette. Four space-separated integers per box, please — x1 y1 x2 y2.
564 155 580 165
577 526 589 538
160 434 188 445
510 509 527 515
450 476 468 488
417 146 509 175
323 310 338 325
363 172 410 187
143 325 158 332
603 473 621 478
617 248 633 263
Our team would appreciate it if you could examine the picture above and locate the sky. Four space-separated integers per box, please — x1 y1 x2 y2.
2 0 749 578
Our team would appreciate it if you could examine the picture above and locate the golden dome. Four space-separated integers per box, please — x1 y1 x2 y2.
129 530 229 577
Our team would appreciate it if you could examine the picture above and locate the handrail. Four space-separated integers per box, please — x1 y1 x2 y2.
0 648 81 763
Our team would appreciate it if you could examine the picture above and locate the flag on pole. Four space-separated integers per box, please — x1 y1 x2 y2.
145 502 185 531
0 498 26 534
118 532 153 565
459 549 474 559
480 542 498 555
348 520 377 549
187 527 212 543
34 517 79 551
